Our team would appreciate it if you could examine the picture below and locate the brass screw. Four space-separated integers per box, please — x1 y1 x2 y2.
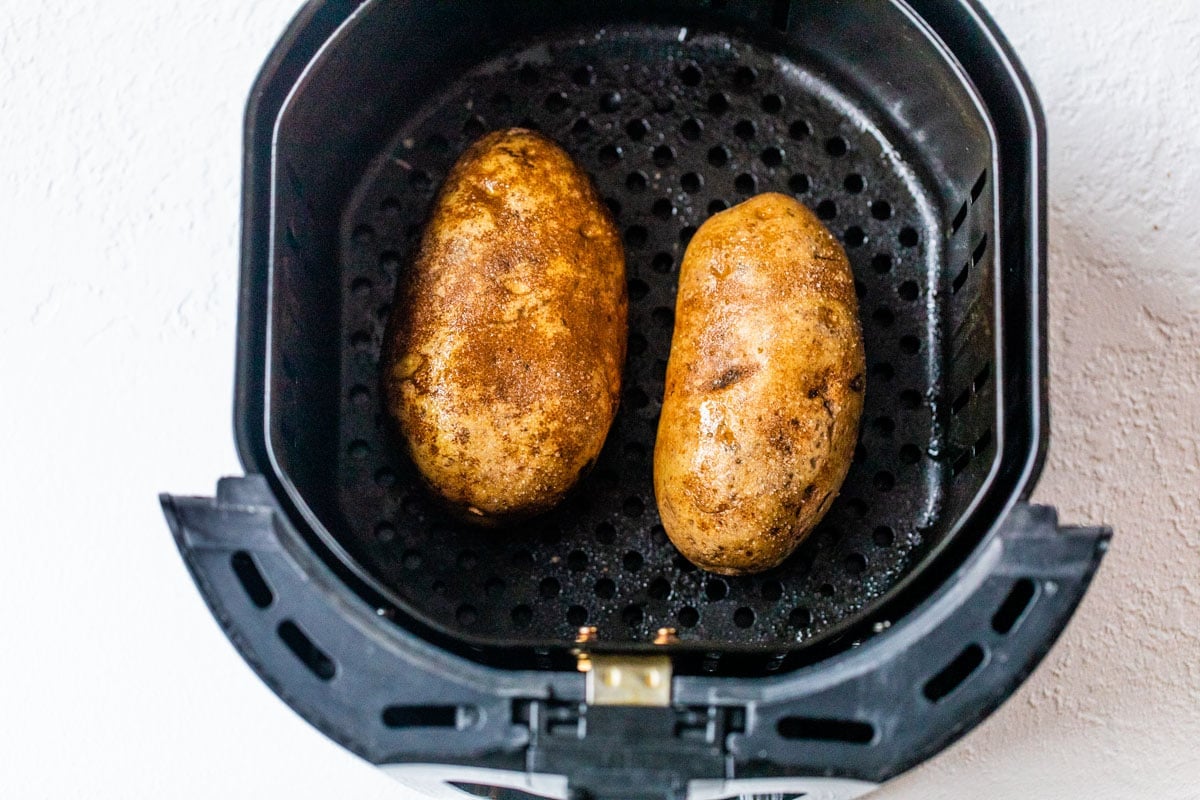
653 627 679 645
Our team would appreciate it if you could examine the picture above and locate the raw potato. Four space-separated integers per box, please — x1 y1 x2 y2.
653 193 865 575
384 129 626 525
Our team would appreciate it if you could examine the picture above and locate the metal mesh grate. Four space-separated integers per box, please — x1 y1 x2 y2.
331 27 969 650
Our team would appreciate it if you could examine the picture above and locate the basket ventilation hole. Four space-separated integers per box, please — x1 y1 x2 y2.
231 551 273 609
678 606 700 627
776 716 875 744
381 704 464 729
992 578 1036 634
451 784 543 800
277 620 335 681
972 234 988 265
971 169 988 202
951 201 968 235
923 643 985 702
952 261 969 294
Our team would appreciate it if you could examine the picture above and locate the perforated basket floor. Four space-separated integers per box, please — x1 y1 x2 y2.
330 26 992 653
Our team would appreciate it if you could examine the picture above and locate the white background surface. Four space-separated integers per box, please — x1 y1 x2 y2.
1 1 1197 798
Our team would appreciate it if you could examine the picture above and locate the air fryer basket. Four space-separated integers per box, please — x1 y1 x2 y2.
163 1 1109 798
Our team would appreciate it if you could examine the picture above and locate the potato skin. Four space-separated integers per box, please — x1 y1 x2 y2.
653 193 865 575
383 129 626 525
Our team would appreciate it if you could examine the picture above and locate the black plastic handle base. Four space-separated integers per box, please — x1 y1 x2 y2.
164 478 1107 800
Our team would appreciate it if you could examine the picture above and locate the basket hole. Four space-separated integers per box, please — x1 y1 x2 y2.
706 145 729 167
924 643 985 702
567 550 589 571
402 549 422 570
653 306 675 328
818 583 836 598
788 119 811 139
485 575 506 596
992 578 1036 634
626 385 649 409
574 116 596 136
544 92 568 113
653 145 675 167
623 551 645 571
899 389 922 409
951 449 972 478
571 65 595 86
734 119 756 140
382 704 464 730
705 578 728 601
511 605 533 627
843 174 864 194
735 173 757 195
899 227 919 247
871 307 894 327
463 116 486 139
373 521 396 543
594 578 616 599
899 335 920 355
625 225 649 248
517 63 539 85
681 118 703 141
872 525 895 547
816 200 837 220
971 169 988 202
844 226 867 247
628 278 650 300
490 90 513 110
871 200 892 220
595 522 616 545
648 577 672 600
951 386 971 415
380 196 401 215
873 471 895 492
374 467 396 488
757 146 783 168
566 606 588 626
733 65 757 89
351 224 375 245
598 144 622 166
231 552 273 609
278 620 335 681
539 577 561 599
707 92 730 114
871 253 892 274
708 198 729 214
898 280 919 301
761 579 783 601
974 364 992 392
952 261 970 294
626 118 649 140
788 607 812 627
872 416 895 437
777 716 874 744
825 136 847 157
681 172 704 193
623 496 645 518
854 280 866 299
899 443 922 464
600 91 622 113
347 439 370 459
733 607 755 628
761 93 783 113
951 201 969 235
621 604 645 626
626 171 648 193
678 606 700 627
972 234 989 265
605 197 622 217
788 173 809 194
375 303 391 322
974 429 993 455
651 253 673 274
680 63 703 86
843 553 868 574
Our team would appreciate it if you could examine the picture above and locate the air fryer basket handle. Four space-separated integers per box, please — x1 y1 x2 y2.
164 479 1107 797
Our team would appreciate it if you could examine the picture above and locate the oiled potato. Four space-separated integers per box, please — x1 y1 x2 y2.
653 193 865 574
384 129 626 525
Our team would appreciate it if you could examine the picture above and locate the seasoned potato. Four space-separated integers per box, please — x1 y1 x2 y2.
383 129 626 525
653 193 865 574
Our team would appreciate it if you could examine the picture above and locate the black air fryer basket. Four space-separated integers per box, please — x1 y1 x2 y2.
162 1 1110 797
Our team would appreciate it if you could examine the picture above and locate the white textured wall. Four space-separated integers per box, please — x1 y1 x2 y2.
0 1 1196 798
